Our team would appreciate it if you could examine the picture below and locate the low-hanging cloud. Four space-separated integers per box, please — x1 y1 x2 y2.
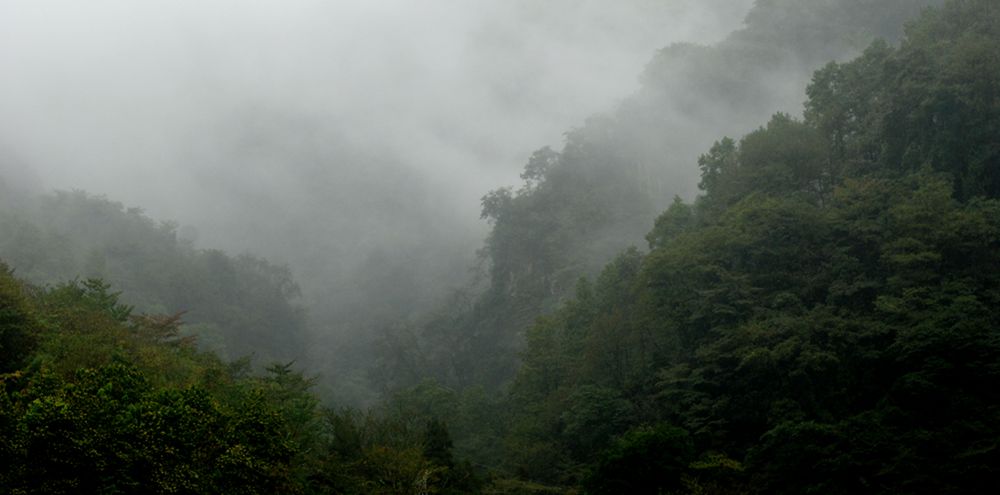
0 0 754 306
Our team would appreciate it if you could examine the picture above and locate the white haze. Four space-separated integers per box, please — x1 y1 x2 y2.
1 2 750 224
0 0 756 330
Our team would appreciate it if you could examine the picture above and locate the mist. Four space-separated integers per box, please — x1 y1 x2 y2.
6 1 995 490
3 0 933 401
1 1 752 284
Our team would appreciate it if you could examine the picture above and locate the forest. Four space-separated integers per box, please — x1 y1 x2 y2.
2 0 998 493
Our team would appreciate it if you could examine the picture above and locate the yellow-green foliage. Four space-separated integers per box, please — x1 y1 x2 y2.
0 262 39 373
1 266 479 493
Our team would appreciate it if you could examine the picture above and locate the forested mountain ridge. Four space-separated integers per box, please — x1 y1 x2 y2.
0 264 483 494
0 189 307 365
495 1 1000 492
2 0 998 493
373 0 946 395
369 0 1000 492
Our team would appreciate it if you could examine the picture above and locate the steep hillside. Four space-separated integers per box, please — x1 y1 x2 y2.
0 190 307 364
374 0 946 393
497 1 1000 490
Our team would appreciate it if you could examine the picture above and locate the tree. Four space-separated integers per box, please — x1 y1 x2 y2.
0 262 37 372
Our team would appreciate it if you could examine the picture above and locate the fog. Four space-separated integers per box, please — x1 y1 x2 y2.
1 1 769 405
2 0 994 487
1 1 753 294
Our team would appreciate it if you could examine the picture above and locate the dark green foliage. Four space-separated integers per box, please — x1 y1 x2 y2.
492 1 1000 492
11 364 303 494
423 418 455 468
0 262 37 372
698 115 830 210
646 197 695 250
10 362 291 494
584 424 693 495
806 0 1000 199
